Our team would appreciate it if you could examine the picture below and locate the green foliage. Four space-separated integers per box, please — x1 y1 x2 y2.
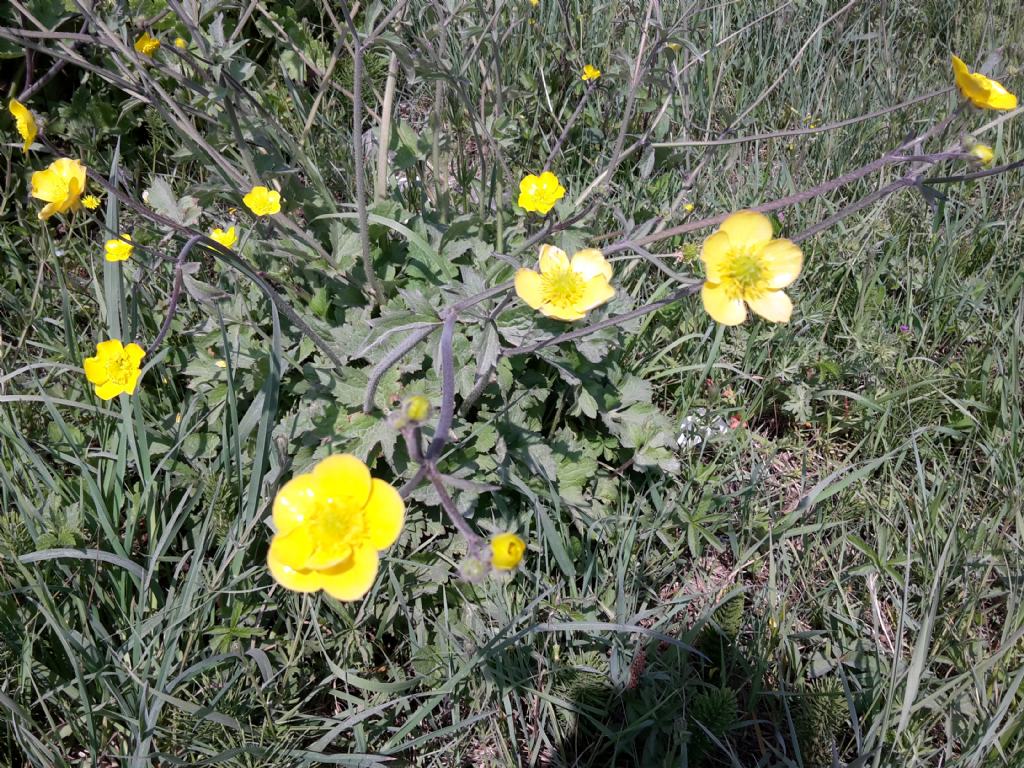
1 0 1023 766
795 677 849 767
689 687 740 759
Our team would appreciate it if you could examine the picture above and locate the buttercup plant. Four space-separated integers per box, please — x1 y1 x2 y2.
243 185 282 216
8 98 36 152
951 55 1017 110
518 171 566 214
4 24 1017 605
30 158 87 220
515 245 616 321
104 234 134 263
2 5 1023 762
134 32 160 57
83 340 145 400
268 454 404 600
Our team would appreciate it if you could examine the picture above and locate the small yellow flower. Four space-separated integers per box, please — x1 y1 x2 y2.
700 210 803 326
684 202 695 213
82 194 101 210
104 234 134 262
490 533 526 570
951 55 1017 111
529 0 539 6
215 359 227 368
209 226 237 248
267 454 405 600
134 32 161 56
969 143 994 166
517 171 565 215
31 157 88 220
83 339 145 400
665 42 681 53
243 185 281 216
581 64 601 82
515 244 615 321
405 395 431 423
8 99 37 153
174 37 188 49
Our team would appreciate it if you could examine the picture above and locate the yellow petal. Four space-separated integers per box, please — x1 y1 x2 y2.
38 202 59 220
210 226 237 248
514 268 545 309
121 369 143 395
104 236 133 262
576 276 615 312
570 248 612 281
985 81 1017 110
83 356 106 385
124 343 146 366
313 454 372 509
538 244 569 274
701 283 746 325
267 548 322 593
9 99 37 153
719 210 773 248
490 533 525 570
67 159 87 194
94 380 125 400
63 174 82 213
699 231 733 283
317 545 380 601
363 479 405 549
273 473 318 533
96 339 124 357
519 174 540 194
31 169 66 203
761 239 803 289
747 290 793 323
270 525 316 569
951 55 969 78
539 303 586 322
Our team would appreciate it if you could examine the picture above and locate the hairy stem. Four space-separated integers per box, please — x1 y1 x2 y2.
338 0 384 305
427 310 458 459
149 234 204 352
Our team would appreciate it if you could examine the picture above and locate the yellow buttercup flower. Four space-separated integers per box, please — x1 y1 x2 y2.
82 194 101 210
134 32 161 56
517 171 565 215
970 143 994 166
951 55 1017 111
700 210 803 326
581 64 601 82
243 185 281 216
515 244 615 321
8 99 37 153
684 202 695 213
31 157 87 220
404 395 431 423
174 37 188 49
83 339 145 400
104 234 134 262
209 226 237 248
490 533 526 570
267 454 405 601
529 0 539 6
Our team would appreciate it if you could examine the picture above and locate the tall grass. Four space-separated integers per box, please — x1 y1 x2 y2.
1 0 1023 766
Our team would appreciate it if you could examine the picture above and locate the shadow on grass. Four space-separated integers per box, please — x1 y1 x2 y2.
539 594 852 768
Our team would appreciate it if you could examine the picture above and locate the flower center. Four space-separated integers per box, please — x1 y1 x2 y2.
304 498 365 569
106 353 136 386
541 267 586 309
723 247 768 298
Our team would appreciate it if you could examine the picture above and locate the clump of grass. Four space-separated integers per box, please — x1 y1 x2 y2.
1 1 1023 766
